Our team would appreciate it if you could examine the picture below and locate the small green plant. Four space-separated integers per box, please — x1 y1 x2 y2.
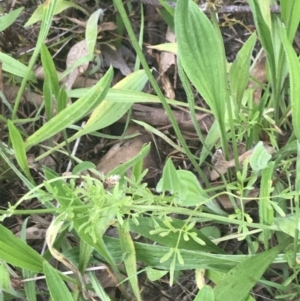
1 0 300 300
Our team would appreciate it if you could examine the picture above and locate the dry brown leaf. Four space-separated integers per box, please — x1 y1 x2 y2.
15 226 46 239
248 50 266 104
65 40 89 90
96 125 155 177
210 144 274 181
159 27 176 99
101 44 133 76
215 187 260 210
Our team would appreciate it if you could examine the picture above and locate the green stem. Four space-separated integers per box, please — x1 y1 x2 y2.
114 0 204 177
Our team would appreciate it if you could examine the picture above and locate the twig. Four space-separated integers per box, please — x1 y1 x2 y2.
131 0 281 14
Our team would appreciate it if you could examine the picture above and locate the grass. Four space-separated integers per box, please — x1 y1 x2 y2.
0 0 300 300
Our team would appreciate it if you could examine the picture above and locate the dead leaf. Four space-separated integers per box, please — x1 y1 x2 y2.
248 50 266 104
210 144 274 181
101 44 133 76
65 40 89 90
96 125 155 177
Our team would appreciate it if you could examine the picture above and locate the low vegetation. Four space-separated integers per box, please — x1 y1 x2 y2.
0 0 299 300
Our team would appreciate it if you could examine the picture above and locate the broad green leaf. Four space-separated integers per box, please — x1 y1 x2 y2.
250 141 272 171
79 70 148 137
175 0 227 125
156 158 181 194
194 285 214 301
0 7 23 31
248 0 276 88
213 240 290 301
0 262 11 291
175 170 209 206
102 236 245 272
281 27 300 142
0 224 43 272
274 215 300 238
43 262 73 301
7 121 34 183
0 53 36 81
25 1 88 27
41 44 60 100
156 158 208 206
280 0 300 42
145 267 168 281
86 9 105 56
25 67 113 148
229 33 256 107
118 222 142 301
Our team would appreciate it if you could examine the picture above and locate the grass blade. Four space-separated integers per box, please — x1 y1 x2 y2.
43 261 73 301
25 67 113 148
213 239 291 301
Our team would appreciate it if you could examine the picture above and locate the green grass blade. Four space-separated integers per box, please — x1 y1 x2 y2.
259 162 275 248
0 224 43 272
114 0 203 176
213 239 291 301
43 261 73 301
281 27 300 142
280 0 300 42
0 53 36 80
7 120 34 183
25 1 88 27
12 0 59 119
86 9 104 57
81 69 148 136
41 44 60 98
118 222 142 301
229 33 256 108
0 7 23 31
194 285 214 301
88 272 111 301
25 67 113 148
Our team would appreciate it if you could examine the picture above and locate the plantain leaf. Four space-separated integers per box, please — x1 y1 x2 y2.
0 7 23 31
43 262 73 301
25 67 113 148
0 224 43 272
